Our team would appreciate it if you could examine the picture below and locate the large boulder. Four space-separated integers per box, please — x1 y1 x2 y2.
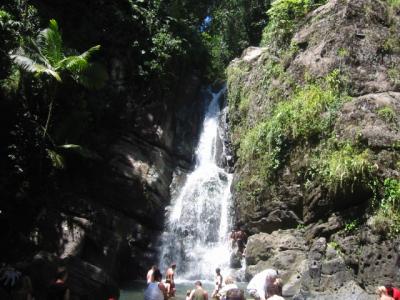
244 229 389 298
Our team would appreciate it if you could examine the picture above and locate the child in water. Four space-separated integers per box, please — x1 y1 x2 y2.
186 289 192 300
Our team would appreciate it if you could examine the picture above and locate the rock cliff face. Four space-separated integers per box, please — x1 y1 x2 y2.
46 74 205 299
227 0 400 297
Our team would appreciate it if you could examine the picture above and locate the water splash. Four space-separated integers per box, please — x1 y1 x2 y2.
160 88 233 280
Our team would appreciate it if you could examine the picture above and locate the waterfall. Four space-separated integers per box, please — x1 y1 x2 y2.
159 88 233 281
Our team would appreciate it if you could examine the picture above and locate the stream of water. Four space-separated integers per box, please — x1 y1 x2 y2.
159 87 233 280
121 88 237 299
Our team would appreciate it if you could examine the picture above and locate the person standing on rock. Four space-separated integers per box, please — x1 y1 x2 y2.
165 263 176 297
246 269 278 300
211 268 223 298
236 226 247 255
188 281 208 300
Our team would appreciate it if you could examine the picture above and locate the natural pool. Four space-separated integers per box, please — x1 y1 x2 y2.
120 280 249 300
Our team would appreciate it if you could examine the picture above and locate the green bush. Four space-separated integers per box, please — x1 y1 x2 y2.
388 0 400 9
261 0 326 48
316 143 373 192
238 70 346 181
388 67 400 86
371 178 400 236
344 219 359 233
377 106 397 123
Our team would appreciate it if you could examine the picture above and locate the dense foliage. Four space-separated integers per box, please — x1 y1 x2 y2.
228 0 400 237
0 0 272 262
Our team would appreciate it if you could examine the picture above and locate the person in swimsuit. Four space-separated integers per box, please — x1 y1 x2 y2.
212 268 223 298
147 265 157 284
165 263 176 297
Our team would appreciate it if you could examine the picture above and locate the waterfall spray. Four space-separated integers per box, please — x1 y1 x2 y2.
159 88 233 281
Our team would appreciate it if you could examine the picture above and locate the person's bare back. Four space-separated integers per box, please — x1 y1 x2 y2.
165 263 176 296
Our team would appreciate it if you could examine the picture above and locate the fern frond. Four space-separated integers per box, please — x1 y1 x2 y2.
37 19 63 66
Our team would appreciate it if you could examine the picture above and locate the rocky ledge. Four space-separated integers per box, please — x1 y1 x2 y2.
227 0 400 297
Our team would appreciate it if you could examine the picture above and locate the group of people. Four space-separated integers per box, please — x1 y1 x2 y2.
145 263 177 300
145 265 284 300
185 270 244 300
211 268 284 300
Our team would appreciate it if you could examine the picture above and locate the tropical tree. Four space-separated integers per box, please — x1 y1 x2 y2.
10 19 107 138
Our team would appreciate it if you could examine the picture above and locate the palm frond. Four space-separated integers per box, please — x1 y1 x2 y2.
29 39 53 68
37 19 63 66
57 55 89 74
10 54 62 81
79 45 101 61
76 63 108 90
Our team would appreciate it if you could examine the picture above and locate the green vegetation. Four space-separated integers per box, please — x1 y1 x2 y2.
371 178 400 236
344 219 359 233
238 70 347 182
328 240 341 252
0 0 277 262
383 36 400 54
388 67 400 86
11 19 107 138
204 0 272 79
315 143 373 192
388 0 400 9
377 106 397 123
337 47 349 58
261 0 326 48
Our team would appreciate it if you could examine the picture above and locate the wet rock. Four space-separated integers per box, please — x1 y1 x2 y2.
230 252 242 269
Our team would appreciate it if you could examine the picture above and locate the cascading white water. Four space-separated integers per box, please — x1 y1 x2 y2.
159 88 233 280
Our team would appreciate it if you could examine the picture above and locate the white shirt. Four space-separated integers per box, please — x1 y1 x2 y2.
246 269 278 300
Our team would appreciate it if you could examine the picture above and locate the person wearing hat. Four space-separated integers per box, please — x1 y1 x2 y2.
165 263 176 297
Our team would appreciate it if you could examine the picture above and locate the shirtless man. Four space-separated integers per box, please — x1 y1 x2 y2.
211 268 223 298
235 227 247 254
189 281 208 300
147 265 157 284
166 263 176 296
